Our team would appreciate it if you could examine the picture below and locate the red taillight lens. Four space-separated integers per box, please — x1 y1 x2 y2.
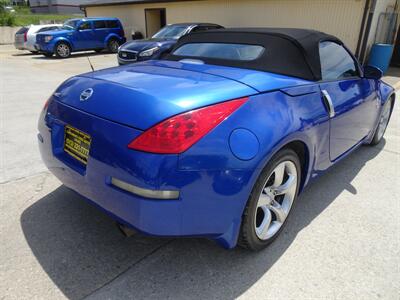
128 97 248 154
42 98 50 111
24 31 27 42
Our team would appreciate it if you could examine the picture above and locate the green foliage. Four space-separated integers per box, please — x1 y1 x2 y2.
0 4 76 27
14 13 73 26
0 0 9 10
0 5 16 26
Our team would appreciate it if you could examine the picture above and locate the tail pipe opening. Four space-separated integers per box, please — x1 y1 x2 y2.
116 223 137 237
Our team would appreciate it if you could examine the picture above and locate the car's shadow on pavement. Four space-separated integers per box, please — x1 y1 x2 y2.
31 51 111 60
12 52 40 56
20 142 385 300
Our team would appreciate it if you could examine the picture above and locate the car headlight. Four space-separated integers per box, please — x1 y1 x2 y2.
44 36 53 43
139 47 159 57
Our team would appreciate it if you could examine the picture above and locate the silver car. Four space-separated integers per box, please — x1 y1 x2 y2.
14 24 62 53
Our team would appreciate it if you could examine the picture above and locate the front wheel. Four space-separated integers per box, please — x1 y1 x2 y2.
107 38 120 53
238 148 301 251
55 42 71 58
369 97 393 146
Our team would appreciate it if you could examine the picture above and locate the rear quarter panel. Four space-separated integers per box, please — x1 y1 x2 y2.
379 81 395 104
365 80 395 142
179 84 331 190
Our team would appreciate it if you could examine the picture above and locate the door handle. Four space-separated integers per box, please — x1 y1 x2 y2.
321 90 335 118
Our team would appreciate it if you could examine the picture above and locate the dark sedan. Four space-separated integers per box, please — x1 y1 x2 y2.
117 22 223 65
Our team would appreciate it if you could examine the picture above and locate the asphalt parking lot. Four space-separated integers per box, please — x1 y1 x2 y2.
1 44 399 300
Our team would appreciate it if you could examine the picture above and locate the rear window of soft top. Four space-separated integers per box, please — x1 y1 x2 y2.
172 43 265 61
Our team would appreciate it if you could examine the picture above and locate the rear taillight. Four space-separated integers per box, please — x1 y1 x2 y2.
42 98 50 111
128 97 248 154
24 31 27 42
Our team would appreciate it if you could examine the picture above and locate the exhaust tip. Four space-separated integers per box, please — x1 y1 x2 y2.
116 222 137 237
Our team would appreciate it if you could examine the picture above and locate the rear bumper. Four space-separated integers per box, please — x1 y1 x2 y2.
25 42 37 52
38 100 252 248
14 41 26 50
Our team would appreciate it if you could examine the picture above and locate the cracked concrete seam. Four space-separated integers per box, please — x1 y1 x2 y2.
0 171 52 186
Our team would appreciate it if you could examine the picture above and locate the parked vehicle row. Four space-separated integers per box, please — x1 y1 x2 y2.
14 18 224 61
37 28 395 251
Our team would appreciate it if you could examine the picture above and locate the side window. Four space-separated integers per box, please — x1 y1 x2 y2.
319 41 359 81
190 26 221 33
41 26 57 32
16 27 29 34
208 26 223 30
38 27 50 33
191 26 207 33
106 20 119 28
94 20 106 29
78 22 91 30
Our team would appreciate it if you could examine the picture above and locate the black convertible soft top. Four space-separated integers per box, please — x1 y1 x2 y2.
167 28 343 81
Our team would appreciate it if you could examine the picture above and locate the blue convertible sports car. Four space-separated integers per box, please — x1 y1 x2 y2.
38 28 395 250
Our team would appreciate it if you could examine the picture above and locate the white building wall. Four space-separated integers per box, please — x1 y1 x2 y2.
365 0 399 57
86 0 366 52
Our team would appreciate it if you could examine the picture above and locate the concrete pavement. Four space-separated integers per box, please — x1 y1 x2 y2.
1 45 399 300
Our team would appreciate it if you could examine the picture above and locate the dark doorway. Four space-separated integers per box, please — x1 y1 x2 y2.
390 26 400 66
145 8 166 38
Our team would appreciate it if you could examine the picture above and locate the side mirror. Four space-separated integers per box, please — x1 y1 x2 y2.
363 65 383 80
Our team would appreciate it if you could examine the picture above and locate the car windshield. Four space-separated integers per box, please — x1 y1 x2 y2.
172 43 265 61
62 20 79 30
152 25 189 39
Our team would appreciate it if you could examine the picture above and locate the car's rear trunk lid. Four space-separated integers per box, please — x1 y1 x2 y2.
53 64 257 130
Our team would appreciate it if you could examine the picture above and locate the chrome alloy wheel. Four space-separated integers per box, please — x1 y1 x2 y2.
376 100 392 141
56 43 70 58
254 160 298 240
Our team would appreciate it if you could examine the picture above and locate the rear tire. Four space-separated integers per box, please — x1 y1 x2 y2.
55 42 71 58
107 38 120 53
369 97 393 146
238 148 301 251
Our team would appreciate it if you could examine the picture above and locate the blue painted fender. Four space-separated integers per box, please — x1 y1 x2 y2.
105 33 124 47
365 80 396 143
52 37 74 51
379 81 395 105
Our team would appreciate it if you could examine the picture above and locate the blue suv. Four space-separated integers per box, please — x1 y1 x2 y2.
35 17 126 58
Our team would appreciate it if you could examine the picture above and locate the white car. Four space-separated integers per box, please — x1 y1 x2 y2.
14 24 62 53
